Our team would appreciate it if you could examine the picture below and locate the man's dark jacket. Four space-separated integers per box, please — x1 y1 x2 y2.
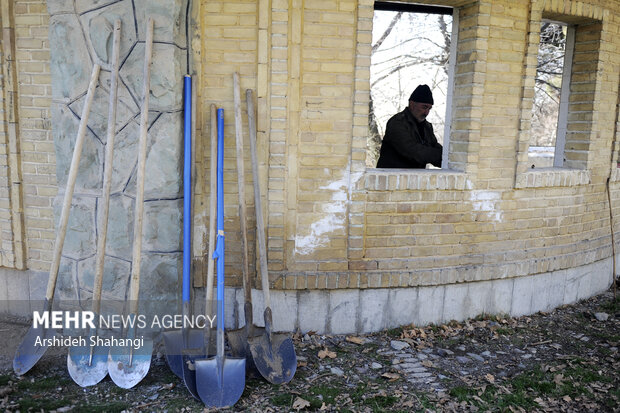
376 108 443 168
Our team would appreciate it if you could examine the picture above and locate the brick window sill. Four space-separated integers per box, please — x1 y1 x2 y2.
515 168 590 188
365 169 470 191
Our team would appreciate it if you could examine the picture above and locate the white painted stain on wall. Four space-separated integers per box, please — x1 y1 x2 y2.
294 169 363 256
469 190 503 222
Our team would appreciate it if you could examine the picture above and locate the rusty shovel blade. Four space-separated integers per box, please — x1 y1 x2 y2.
248 331 296 384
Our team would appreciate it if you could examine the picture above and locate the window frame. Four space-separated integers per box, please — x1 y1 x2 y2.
370 1 457 171
552 23 576 167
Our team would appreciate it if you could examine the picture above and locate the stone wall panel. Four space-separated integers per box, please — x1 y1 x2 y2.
53 196 96 260
100 195 134 261
79 0 137 66
48 14 91 102
77 255 130 301
51 104 103 193
45 1 188 313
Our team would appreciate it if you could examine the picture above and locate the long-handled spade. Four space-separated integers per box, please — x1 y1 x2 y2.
67 19 122 387
195 108 246 408
228 73 259 375
180 104 219 399
162 75 204 386
108 17 154 389
245 89 297 384
13 63 101 376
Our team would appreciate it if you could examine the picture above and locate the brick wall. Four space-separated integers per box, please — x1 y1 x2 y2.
14 1 53 272
198 0 259 287
0 0 25 269
346 0 620 292
0 0 52 272
1 0 619 297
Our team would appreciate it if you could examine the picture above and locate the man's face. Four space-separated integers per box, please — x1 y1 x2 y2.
409 101 433 122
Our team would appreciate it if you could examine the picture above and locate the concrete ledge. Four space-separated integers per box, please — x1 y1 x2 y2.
2 256 613 335
230 256 613 334
0 268 48 316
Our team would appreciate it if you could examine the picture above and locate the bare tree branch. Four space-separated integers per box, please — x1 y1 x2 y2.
372 12 402 53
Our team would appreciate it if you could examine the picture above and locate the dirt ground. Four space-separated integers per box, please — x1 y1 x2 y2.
0 288 618 412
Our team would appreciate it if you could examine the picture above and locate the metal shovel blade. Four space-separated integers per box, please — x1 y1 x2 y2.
227 326 259 375
13 323 56 376
180 347 203 400
181 331 217 400
227 302 259 375
67 334 109 387
108 327 153 389
249 331 297 384
162 328 204 379
195 355 246 408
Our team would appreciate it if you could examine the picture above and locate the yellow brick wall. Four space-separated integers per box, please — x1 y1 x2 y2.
2 0 620 294
14 0 53 272
344 0 620 291
196 0 259 287
0 0 25 269
0 0 52 272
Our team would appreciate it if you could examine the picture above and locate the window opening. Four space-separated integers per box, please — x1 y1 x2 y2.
529 21 573 168
369 2 454 169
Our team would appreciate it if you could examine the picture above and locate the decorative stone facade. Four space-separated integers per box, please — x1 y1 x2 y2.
46 1 189 307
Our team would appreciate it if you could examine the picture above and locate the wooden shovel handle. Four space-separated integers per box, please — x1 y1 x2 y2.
205 104 217 314
233 73 250 303
129 17 154 312
246 89 271 309
92 19 121 314
45 63 101 301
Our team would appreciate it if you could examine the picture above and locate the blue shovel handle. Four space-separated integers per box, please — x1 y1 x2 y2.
183 75 192 304
214 109 226 336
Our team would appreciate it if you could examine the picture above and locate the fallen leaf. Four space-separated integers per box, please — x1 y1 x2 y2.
318 348 336 359
158 383 175 391
563 395 572 402
293 396 311 410
346 336 365 345
381 372 401 381
297 360 308 367
402 400 415 408
421 360 433 368
485 373 495 383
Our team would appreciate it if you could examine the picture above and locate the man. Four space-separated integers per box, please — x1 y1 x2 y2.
376 84 443 169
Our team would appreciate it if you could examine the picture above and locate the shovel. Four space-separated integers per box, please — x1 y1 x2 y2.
67 19 122 387
163 75 204 385
245 89 297 384
228 73 259 375
180 104 219 399
13 63 101 376
195 108 246 408
108 17 154 389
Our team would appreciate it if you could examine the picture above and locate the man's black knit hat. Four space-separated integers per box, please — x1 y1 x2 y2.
409 84 434 105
